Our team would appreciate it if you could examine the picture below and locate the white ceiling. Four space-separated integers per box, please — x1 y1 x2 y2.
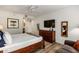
0 5 69 17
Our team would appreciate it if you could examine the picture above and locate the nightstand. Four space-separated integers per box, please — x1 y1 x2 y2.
0 48 3 53
0 50 3 53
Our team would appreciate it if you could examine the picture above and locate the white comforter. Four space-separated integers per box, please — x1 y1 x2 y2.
0 33 42 53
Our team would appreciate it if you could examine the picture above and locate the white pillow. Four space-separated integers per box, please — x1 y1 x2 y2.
4 32 12 45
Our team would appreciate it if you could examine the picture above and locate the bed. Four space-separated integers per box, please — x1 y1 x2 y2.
0 33 44 53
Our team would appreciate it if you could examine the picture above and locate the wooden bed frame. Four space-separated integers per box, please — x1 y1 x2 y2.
0 40 45 53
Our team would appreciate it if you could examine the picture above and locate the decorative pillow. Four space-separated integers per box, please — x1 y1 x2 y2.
73 40 79 51
3 32 12 45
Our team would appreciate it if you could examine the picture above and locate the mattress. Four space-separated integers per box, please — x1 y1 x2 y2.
0 34 42 53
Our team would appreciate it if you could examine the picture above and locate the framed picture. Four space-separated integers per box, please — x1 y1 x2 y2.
7 18 19 29
61 21 68 37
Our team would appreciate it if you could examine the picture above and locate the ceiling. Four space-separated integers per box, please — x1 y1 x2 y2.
0 5 69 17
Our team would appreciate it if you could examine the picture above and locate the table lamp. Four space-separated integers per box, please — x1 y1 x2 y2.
0 25 3 31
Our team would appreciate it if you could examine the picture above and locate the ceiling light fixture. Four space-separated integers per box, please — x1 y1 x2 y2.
23 5 38 22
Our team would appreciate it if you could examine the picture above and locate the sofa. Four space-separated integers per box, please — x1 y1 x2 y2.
64 40 79 51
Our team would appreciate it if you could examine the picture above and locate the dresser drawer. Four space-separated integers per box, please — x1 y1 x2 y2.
44 36 53 43
39 30 55 43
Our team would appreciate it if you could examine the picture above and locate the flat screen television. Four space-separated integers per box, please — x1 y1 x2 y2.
44 20 55 28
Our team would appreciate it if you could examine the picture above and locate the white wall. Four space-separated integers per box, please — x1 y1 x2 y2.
0 9 38 35
36 6 79 44
0 10 24 34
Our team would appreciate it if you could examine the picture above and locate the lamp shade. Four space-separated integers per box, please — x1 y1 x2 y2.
70 28 79 35
69 28 79 40
0 25 3 31
23 19 26 23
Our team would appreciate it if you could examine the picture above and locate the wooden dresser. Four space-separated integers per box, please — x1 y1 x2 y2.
39 30 55 43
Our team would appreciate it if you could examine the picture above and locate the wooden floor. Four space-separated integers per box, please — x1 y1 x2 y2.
35 41 62 53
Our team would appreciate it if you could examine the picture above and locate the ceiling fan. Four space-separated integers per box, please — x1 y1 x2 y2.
23 5 38 22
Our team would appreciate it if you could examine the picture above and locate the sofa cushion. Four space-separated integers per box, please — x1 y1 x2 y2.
55 45 78 53
74 40 79 51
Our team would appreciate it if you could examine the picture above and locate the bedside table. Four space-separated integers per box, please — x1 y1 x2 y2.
0 48 3 53
0 50 3 53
